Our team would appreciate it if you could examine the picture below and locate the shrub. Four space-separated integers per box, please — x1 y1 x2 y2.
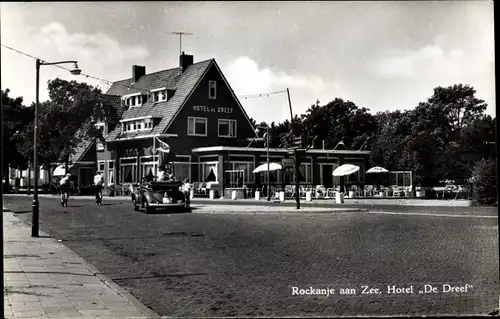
469 159 497 206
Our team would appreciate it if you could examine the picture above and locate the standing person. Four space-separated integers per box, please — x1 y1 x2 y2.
59 173 71 207
94 171 104 206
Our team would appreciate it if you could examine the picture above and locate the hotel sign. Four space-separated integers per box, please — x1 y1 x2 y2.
193 105 233 114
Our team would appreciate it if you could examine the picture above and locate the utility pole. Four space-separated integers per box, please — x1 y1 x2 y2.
266 127 270 201
287 88 301 210
170 32 193 55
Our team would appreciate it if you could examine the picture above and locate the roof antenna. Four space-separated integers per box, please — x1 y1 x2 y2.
169 31 193 55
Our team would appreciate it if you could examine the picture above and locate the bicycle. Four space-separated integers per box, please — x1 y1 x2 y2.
95 184 103 206
60 187 70 207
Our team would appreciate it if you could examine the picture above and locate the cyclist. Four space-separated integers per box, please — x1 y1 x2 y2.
93 171 104 206
182 178 191 205
59 173 71 207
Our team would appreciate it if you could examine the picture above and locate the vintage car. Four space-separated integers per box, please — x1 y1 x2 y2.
131 180 190 213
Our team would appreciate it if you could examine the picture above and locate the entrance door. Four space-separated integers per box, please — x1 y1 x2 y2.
321 165 333 188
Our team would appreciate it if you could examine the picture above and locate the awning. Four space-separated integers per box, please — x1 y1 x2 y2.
53 164 74 177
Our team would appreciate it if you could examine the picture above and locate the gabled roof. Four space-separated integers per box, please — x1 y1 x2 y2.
106 59 213 141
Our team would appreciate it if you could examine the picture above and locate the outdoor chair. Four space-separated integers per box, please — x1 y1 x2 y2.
364 185 374 197
392 187 401 197
309 188 317 199
325 188 336 199
299 185 307 198
122 183 132 197
315 185 326 199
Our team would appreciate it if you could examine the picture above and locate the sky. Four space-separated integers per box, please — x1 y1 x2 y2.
1 1 495 124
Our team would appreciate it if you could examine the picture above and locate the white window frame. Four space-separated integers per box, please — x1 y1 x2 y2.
229 161 254 183
139 155 159 180
123 93 142 108
151 87 167 103
218 119 237 138
199 161 218 182
97 161 106 173
107 160 115 185
209 81 216 99
172 156 192 182
188 117 208 136
122 119 153 133
119 157 138 184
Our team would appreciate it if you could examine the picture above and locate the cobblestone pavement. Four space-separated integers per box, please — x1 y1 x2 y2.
3 210 160 319
3 196 499 317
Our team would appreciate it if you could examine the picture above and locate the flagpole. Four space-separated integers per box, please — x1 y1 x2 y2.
153 135 157 180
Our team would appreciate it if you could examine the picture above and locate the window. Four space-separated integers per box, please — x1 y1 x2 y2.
107 161 115 185
95 123 107 151
199 162 218 182
122 118 155 133
120 158 137 184
140 156 159 181
228 161 254 184
346 164 364 184
173 163 190 182
152 89 166 103
187 117 207 136
123 94 142 107
209 81 216 99
98 161 105 172
218 119 237 138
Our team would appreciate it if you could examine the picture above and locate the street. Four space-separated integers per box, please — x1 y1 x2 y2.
3 196 499 317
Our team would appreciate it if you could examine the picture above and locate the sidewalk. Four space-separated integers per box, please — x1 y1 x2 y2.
3 210 161 319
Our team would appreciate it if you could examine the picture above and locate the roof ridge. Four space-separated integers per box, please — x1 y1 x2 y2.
110 60 213 85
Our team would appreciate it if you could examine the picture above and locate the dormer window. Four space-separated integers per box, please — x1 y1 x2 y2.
151 87 167 103
123 93 142 107
209 81 216 99
120 116 156 133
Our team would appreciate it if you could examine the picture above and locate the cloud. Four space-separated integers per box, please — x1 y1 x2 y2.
35 22 149 66
371 45 449 78
1 21 149 105
222 56 345 123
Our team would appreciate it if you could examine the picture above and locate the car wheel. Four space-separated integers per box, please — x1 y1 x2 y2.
133 199 139 211
145 203 155 214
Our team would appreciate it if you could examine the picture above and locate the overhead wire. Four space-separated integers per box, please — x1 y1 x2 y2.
2 43 288 100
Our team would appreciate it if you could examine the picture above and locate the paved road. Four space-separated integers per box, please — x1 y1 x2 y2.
3 197 499 317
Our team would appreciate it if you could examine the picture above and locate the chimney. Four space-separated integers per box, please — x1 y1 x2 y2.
132 65 146 82
179 52 194 72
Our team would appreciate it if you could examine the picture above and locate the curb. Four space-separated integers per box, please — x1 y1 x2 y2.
83 263 161 319
193 208 369 215
3 193 475 208
4 211 161 319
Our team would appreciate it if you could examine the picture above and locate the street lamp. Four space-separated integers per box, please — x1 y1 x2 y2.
32 59 80 237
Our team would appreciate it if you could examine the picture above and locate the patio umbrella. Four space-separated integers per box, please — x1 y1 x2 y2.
53 164 74 177
366 166 389 187
366 166 389 174
332 164 360 177
252 162 282 173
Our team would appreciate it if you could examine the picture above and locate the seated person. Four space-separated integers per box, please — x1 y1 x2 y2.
158 169 175 182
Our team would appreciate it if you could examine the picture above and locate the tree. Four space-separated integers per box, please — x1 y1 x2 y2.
18 78 119 174
2 89 33 180
470 158 497 206
428 84 487 133
369 110 411 170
